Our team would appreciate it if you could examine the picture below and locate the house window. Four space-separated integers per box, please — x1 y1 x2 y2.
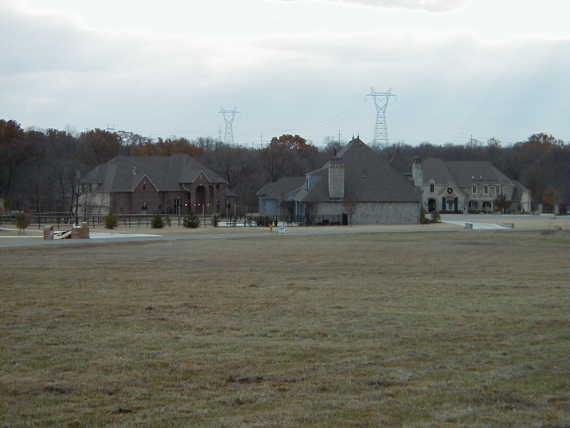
489 185 496 195
484 185 488 194
472 184 477 194
430 183 435 193
142 202 148 210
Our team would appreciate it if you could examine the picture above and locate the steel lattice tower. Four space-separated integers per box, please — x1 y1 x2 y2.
367 87 395 147
219 107 239 144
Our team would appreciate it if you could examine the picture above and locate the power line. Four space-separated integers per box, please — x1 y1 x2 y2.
367 87 395 148
219 107 239 144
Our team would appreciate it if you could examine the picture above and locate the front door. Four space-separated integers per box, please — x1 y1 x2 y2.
196 185 206 214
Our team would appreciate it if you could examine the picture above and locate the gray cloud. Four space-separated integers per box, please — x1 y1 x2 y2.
0 6 140 75
1 2 568 144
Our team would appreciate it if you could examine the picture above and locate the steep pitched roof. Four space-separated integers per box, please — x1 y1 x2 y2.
301 138 420 203
421 158 515 187
256 176 306 199
445 161 512 186
82 154 226 192
420 158 457 185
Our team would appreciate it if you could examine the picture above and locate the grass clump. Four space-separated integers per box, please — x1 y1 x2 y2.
183 214 200 228
151 214 164 229
104 212 118 229
15 212 30 234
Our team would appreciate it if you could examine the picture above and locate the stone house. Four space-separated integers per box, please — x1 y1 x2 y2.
257 137 421 224
256 177 306 217
80 155 238 215
411 158 531 213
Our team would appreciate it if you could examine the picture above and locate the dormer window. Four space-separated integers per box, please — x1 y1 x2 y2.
430 183 435 193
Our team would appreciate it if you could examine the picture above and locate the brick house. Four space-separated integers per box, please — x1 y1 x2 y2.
80 155 238 215
257 137 421 224
411 158 531 213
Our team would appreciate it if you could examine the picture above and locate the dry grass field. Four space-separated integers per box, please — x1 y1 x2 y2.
0 230 568 427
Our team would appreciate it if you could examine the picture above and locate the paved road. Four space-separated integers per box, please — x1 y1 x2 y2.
442 214 569 221
2 214 564 249
0 225 472 249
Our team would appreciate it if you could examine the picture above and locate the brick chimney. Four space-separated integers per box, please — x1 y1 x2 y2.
328 159 345 199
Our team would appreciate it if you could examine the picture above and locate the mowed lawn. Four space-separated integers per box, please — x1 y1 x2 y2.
0 231 567 427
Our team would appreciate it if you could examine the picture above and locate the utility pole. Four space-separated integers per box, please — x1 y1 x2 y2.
367 87 395 148
219 107 239 145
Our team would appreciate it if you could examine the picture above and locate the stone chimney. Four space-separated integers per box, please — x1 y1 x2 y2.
411 158 423 187
328 159 345 199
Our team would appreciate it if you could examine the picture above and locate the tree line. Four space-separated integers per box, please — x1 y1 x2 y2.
0 119 567 215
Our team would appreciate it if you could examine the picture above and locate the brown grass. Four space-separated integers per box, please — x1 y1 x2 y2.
0 230 568 427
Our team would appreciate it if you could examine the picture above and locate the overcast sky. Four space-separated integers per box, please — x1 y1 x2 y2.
1 0 569 146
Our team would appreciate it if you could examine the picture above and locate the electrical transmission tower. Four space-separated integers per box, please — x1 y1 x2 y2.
367 87 395 147
219 107 239 144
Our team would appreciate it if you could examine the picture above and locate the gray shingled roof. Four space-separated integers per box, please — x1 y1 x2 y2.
445 161 513 186
420 158 456 185
256 176 306 199
421 158 515 187
82 155 226 192
301 138 420 203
